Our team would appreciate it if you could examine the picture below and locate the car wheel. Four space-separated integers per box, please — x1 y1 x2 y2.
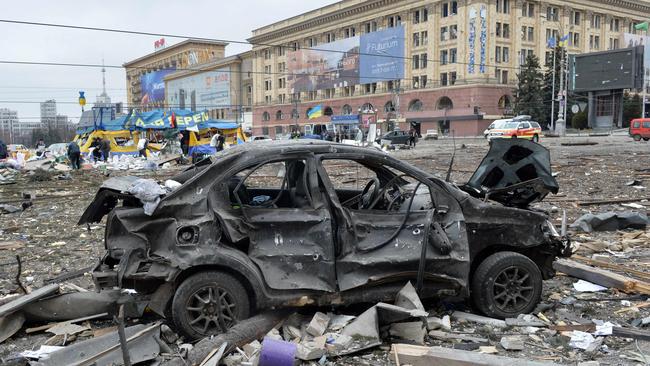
532 135 539 143
634 134 642 141
471 252 542 319
644 138 649 142
172 271 250 340
511 135 518 139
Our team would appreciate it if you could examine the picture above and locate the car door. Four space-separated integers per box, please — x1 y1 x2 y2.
317 155 470 293
229 156 336 293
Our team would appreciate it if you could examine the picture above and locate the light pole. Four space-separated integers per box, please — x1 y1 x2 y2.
377 49 403 131
541 14 567 134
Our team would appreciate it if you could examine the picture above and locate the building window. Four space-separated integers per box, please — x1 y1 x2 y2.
413 32 420 47
503 47 509 63
440 50 449 65
521 26 534 42
307 37 317 47
264 80 272 91
610 18 620 32
364 83 377 94
450 25 458 39
388 15 402 28
364 21 378 33
546 29 560 43
344 27 356 38
278 78 286 89
596 95 613 116
342 104 353 115
519 49 534 65
570 11 581 26
437 97 453 110
326 32 336 43
450 72 457 85
277 62 286 72
590 35 600 49
503 23 510 38
264 49 272 60
276 110 283 120
496 0 510 14
609 38 619 49
413 8 428 24
521 2 534 17
277 46 286 56
442 1 458 17
262 112 271 121
420 75 428 88
408 99 423 112
421 53 428 68
496 46 502 63
591 14 601 29
546 7 559 22
450 48 457 63
496 22 502 37
570 32 580 47
412 55 420 69
421 31 429 45
440 26 448 41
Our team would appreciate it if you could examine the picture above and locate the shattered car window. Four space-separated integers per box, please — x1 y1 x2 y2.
230 159 312 209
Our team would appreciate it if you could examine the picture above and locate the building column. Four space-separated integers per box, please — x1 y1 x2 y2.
587 91 596 128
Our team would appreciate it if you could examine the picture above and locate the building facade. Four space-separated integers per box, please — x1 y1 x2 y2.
40 99 57 128
124 39 228 111
0 108 18 143
248 0 650 137
163 51 254 128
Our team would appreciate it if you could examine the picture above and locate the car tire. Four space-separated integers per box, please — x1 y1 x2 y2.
532 134 539 143
471 252 542 319
172 271 250 340
634 134 642 141
511 135 517 139
644 138 649 142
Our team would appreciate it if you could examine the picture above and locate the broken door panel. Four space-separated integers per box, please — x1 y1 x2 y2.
246 207 336 292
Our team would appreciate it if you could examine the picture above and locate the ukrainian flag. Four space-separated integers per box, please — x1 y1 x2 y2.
308 105 323 120
559 35 569 48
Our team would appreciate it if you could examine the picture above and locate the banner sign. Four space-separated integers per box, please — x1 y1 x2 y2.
132 110 210 130
288 26 405 93
331 114 360 122
141 68 176 105
166 67 231 108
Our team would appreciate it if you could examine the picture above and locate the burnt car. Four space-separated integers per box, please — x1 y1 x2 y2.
80 139 570 340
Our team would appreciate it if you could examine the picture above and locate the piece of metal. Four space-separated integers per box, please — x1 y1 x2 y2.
114 305 132 366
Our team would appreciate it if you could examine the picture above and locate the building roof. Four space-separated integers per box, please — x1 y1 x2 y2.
123 39 229 68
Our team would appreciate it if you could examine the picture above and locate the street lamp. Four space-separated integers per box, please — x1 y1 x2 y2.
540 14 568 135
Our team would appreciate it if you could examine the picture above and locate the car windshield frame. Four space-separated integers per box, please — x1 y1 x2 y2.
502 122 520 129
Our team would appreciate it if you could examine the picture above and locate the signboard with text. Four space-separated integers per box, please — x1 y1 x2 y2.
140 68 176 105
166 67 231 110
287 26 405 93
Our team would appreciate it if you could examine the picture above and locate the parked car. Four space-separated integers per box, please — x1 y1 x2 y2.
487 120 542 142
81 140 570 340
250 135 273 142
7 144 31 160
483 119 511 138
424 129 439 140
629 118 650 141
376 130 411 147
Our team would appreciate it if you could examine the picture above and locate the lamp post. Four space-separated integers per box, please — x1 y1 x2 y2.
541 14 567 135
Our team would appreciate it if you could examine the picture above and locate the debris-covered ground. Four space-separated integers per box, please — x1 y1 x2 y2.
1 135 649 365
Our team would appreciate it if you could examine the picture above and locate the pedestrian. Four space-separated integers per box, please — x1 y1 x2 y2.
0 139 7 160
137 136 148 159
67 140 81 170
35 138 46 157
210 131 220 153
100 137 111 162
409 128 417 148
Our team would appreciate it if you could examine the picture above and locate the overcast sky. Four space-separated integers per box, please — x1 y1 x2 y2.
0 0 334 123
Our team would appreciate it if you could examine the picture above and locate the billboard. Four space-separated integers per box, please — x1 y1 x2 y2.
140 68 176 105
570 46 643 92
288 26 405 93
166 67 231 109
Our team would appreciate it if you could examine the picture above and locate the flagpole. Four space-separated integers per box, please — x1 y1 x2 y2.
551 46 556 131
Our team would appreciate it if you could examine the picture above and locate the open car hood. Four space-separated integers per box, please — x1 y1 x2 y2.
461 139 559 208
78 176 141 225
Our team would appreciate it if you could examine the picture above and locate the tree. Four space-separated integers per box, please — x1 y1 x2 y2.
513 54 546 125
622 91 642 127
571 111 588 129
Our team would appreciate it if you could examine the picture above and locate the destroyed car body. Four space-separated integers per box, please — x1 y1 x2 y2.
80 139 570 339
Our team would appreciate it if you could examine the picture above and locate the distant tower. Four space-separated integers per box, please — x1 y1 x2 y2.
95 59 112 107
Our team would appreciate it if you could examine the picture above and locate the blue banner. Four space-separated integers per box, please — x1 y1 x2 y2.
331 114 360 122
132 110 210 130
360 26 405 85
140 68 176 105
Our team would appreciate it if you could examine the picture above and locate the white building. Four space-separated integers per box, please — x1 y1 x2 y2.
0 108 18 143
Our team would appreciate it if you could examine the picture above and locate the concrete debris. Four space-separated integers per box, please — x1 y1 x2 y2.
394 281 426 312
426 315 451 331
389 322 427 345
451 311 507 328
306 312 330 337
499 336 526 351
0 311 25 344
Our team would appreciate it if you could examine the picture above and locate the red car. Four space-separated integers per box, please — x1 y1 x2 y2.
630 118 650 141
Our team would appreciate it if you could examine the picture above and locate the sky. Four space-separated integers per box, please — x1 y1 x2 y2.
0 0 334 123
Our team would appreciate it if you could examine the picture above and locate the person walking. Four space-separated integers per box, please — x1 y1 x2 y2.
100 137 111 162
137 136 149 159
0 139 7 160
409 128 417 148
67 140 81 170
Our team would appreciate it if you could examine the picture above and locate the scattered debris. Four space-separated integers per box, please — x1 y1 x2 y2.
554 258 650 295
390 344 560 366
571 211 649 232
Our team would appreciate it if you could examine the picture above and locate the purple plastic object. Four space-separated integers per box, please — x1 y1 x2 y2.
259 338 297 366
